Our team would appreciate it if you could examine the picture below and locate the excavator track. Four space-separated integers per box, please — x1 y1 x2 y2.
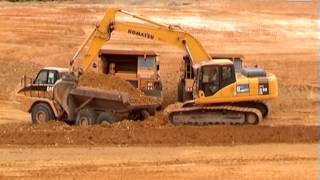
168 105 263 125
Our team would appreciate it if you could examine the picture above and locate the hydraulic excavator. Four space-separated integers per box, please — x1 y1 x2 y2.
18 8 278 125
69 8 278 125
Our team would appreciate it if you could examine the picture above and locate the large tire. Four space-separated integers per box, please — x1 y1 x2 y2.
31 103 54 124
96 112 119 124
75 109 96 126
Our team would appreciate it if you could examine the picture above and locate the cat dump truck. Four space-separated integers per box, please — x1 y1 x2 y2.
16 67 159 125
98 49 162 97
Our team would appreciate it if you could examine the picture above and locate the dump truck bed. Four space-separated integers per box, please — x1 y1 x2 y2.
68 87 159 113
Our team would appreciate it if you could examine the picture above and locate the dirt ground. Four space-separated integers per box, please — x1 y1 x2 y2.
0 0 318 179
0 144 317 180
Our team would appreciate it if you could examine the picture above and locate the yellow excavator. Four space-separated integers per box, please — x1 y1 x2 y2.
69 8 278 125
17 8 277 125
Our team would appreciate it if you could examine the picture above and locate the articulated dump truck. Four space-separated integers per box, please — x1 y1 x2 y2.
16 67 159 126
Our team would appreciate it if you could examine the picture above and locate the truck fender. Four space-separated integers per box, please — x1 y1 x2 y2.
28 99 60 119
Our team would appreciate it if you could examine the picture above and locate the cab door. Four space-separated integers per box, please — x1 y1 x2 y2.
198 65 236 98
198 66 221 97
32 70 59 98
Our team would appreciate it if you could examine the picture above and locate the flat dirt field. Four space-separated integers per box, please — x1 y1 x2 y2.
0 0 318 179
0 144 317 180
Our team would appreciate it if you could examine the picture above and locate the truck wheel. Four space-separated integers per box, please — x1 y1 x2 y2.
75 109 96 126
96 112 118 124
31 103 54 124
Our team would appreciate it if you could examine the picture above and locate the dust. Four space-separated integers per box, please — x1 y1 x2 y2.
78 72 160 105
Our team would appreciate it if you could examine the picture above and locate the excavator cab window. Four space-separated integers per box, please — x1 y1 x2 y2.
201 66 220 96
199 65 235 96
221 65 235 87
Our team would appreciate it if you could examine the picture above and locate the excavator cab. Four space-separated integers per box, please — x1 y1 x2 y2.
194 60 236 98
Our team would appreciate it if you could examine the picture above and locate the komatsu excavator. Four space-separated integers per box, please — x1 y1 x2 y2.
67 8 278 125
18 8 276 125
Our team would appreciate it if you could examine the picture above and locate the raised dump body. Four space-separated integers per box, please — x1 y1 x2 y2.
98 49 162 97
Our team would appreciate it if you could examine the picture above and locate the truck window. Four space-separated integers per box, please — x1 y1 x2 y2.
34 70 48 84
138 57 155 70
34 70 58 85
48 71 56 84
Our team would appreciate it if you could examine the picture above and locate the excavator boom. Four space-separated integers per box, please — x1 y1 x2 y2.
70 8 210 72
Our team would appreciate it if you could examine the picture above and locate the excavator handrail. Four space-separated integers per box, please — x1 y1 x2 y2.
70 8 211 73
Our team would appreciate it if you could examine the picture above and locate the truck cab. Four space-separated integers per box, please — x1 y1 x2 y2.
33 67 68 85
19 67 69 99
98 49 162 98
16 67 69 123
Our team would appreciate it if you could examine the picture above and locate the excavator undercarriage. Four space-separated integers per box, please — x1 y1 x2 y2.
167 101 268 125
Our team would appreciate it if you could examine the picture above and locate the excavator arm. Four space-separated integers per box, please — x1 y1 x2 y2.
70 8 210 72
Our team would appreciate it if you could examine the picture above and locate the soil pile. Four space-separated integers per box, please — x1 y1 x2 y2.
79 72 160 105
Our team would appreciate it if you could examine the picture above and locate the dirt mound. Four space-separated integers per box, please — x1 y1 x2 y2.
79 72 159 105
0 121 317 146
